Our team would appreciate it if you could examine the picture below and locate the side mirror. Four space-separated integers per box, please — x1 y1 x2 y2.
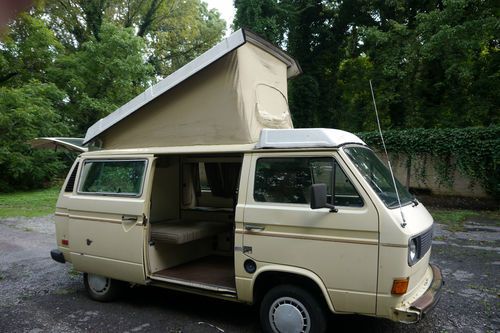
310 184 338 213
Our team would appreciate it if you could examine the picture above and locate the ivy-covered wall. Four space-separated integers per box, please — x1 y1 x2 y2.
358 127 499 199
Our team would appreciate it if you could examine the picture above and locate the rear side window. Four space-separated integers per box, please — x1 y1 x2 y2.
64 162 79 192
78 160 147 196
254 157 363 207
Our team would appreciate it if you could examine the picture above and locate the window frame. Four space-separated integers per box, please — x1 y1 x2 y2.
77 158 149 198
342 145 413 209
252 156 364 208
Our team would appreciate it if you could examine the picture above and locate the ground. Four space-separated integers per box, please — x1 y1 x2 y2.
0 213 498 333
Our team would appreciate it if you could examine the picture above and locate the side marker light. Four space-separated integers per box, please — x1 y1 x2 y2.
391 278 409 295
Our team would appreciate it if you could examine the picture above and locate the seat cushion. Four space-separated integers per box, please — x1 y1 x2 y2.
151 220 230 244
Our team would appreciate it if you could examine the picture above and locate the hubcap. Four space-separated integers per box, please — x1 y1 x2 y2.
269 297 310 333
88 274 110 294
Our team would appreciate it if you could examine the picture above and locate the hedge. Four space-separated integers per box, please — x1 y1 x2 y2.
357 126 500 198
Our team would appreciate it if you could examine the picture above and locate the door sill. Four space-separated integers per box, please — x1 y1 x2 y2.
149 275 237 295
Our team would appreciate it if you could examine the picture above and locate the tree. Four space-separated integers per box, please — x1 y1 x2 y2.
0 13 63 86
0 1 226 190
1 0 226 135
48 22 154 134
414 0 499 127
234 0 288 44
146 1 226 76
234 0 499 129
234 0 382 129
42 0 226 76
336 56 379 132
0 82 69 191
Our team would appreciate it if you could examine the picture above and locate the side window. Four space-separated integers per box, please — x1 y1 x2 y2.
254 157 363 207
332 164 363 207
200 162 241 198
254 157 318 204
182 161 241 209
64 162 79 192
78 160 147 196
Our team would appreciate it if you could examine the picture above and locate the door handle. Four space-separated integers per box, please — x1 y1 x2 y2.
122 215 138 222
245 224 265 232
121 215 139 232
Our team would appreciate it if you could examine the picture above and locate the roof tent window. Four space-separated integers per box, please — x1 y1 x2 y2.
255 84 291 128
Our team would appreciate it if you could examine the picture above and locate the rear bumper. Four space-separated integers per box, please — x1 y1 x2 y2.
50 249 66 264
394 264 444 323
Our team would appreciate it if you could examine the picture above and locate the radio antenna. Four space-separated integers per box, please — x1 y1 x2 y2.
369 80 406 228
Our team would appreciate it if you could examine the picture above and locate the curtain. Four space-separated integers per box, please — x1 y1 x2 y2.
204 163 241 198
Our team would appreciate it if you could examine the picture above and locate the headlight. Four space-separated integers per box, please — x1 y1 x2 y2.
408 238 418 266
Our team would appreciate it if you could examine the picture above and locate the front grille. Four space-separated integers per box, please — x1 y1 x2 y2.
417 227 433 259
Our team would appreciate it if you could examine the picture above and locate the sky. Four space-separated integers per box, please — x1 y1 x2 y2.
203 0 236 36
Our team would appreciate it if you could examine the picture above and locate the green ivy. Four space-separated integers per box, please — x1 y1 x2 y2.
358 127 500 198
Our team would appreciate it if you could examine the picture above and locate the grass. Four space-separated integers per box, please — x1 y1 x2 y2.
68 267 80 277
0 186 60 218
429 208 500 232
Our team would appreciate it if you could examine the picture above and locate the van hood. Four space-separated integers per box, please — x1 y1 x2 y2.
389 200 434 236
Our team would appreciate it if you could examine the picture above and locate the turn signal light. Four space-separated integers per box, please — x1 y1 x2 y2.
61 239 69 246
391 278 409 295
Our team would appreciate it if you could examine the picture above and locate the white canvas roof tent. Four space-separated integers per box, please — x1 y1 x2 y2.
83 29 302 150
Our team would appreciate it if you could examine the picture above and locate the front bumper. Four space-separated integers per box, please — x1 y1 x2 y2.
394 264 444 323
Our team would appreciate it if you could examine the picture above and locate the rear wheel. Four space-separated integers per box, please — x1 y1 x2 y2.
260 284 327 333
83 273 123 302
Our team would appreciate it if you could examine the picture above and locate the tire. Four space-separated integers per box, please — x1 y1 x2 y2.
83 273 123 302
260 284 327 333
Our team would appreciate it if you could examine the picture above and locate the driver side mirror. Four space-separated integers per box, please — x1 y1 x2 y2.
310 184 338 213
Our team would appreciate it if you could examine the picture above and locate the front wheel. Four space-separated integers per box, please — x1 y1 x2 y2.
260 284 327 333
83 273 123 302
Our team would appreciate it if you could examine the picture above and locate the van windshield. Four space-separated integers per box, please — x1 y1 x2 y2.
343 146 413 208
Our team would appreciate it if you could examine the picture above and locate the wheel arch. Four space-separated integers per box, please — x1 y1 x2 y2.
251 264 335 313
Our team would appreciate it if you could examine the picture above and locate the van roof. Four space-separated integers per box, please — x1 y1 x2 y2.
80 129 365 156
256 129 365 149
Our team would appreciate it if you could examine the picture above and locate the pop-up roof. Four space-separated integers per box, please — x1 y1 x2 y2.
83 29 301 149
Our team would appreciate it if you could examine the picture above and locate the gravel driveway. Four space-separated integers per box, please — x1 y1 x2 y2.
0 214 498 332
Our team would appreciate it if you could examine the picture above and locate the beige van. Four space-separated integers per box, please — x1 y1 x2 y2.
51 129 442 332
49 30 442 333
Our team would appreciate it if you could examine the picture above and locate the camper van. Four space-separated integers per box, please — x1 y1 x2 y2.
49 30 442 332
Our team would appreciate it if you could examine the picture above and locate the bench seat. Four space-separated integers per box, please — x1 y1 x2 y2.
151 220 231 244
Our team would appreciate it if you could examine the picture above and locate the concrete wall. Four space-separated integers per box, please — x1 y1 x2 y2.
378 152 488 198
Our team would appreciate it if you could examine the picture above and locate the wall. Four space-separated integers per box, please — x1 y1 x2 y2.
379 152 488 198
